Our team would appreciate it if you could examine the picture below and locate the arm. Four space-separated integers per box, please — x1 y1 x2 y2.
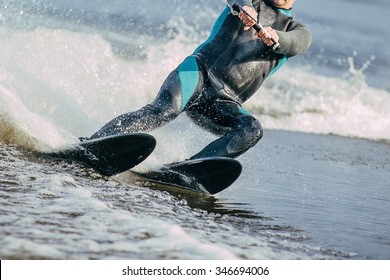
228 2 311 56
274 22 312 57
228 1 258 31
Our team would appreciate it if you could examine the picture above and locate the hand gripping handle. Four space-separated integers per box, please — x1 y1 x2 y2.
232 3 280 51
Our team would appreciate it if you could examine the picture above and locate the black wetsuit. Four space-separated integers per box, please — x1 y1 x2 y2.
90 0 312 159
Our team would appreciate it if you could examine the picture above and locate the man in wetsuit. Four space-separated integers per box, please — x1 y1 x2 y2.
89 0 312 160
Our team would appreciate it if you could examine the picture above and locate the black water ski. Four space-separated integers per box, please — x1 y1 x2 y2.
132 157 242 194
40 133 156 176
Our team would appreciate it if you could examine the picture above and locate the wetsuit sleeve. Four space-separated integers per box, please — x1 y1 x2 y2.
275 21 312 57
227 0 254 14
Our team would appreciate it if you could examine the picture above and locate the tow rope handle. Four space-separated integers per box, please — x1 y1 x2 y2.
232 3 280 51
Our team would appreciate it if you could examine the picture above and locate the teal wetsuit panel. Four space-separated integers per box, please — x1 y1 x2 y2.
277 8 292 17
239 106 250 115
194 6 230 53
266 8 292 78
178 56 199 111
268 56 288 78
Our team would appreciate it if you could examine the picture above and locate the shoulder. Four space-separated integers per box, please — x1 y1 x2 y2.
286 19 311 33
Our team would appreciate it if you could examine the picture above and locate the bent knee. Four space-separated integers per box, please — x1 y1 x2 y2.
240 116 263 143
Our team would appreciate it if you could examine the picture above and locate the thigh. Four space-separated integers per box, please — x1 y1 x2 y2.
152 56 204 114
187 99 252 135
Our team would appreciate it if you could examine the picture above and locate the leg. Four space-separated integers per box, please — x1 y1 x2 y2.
90 56 203 139
187 101 263 159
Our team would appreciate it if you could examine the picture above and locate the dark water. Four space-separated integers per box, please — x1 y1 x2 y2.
220 130 390 259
